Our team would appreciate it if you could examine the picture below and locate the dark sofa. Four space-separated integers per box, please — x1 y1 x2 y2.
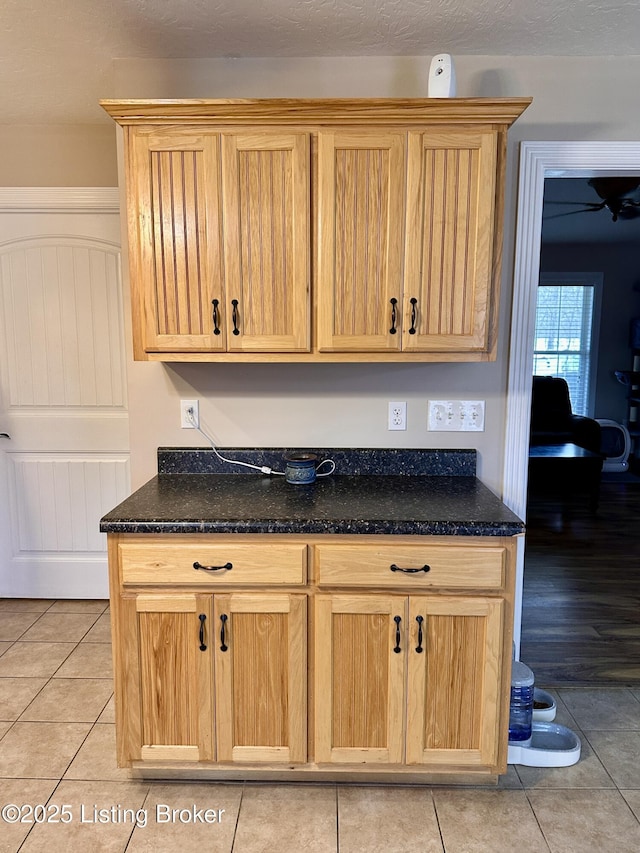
529 376 601 454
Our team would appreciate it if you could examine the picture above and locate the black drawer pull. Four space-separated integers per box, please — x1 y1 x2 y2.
409 297 418 335
198 614 207 651
231 299 240 335
220 614 228 652
389 297 398 334
212 299 221 335
390 564 431 574
193 561 233 572
415 615 424 654
393 615 402 654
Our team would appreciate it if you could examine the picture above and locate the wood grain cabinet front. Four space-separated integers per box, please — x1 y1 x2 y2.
316 127 498 354
117 591 307 766
316 130 406 353
118 538 307 586
102 98 531 362
213 593 307 764
126 126 310 357
108 532 516 777
314 542 506 589
314 593 504 771
314 594 406 764
402 128 498 353
405 595 503 768
118 593 215 764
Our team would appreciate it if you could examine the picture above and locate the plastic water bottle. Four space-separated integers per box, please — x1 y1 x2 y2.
508 661 534 747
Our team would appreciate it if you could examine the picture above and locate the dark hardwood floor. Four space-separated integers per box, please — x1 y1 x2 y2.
520 474 640 686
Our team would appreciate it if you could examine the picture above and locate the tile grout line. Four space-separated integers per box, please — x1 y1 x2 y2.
579 729 624 790
430 789 447 853
14 607 105 645
15 775 79 853
123 780 154 852
521 788 556 853
229 781 245 852
617 788 640 828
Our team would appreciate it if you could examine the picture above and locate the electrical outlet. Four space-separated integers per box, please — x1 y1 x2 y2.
462 401 485 431
388 401 407 431
180 399 199 429
427 400 485 432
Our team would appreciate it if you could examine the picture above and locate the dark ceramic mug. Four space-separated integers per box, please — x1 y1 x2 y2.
285 453 318 484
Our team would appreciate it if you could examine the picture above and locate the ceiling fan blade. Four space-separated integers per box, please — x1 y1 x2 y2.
543 204 607 220
544 200 604 207
543 201 608 212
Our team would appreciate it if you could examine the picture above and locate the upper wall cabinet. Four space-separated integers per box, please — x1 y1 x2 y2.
126 126 310 356
101 98 531 362
316 127 498 353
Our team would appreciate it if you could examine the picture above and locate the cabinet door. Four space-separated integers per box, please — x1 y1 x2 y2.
315 594 406 764
129 128 225 355
316 131 406 352
133 594 214 762
403 129 497 352
221 133 310 352
213 593 307 763
406 596 503 768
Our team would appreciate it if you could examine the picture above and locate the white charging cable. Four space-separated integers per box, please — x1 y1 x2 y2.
185 407 335 478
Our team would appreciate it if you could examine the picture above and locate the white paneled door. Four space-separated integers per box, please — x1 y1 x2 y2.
0 189 129 598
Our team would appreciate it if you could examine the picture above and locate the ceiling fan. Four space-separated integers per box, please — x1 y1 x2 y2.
544 177 640 222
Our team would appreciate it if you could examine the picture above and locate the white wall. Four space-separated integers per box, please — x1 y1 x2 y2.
106 55 640 491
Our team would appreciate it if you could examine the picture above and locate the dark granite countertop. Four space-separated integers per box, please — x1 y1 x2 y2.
100 448 524 537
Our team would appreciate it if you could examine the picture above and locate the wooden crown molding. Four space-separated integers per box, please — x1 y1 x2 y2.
100 97 532 127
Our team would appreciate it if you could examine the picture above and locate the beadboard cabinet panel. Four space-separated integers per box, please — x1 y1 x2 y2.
129 129 224 355
403 129 497 352
221 133 310 352
316 131 406 352
127 127 310 355
103 99 531 362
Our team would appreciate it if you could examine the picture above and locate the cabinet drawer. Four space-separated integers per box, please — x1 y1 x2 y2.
314 544 504 589
119 542 307 586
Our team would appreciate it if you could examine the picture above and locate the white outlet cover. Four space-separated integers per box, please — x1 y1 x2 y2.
388 401 407 431
428 400 485 432
181 399 199 429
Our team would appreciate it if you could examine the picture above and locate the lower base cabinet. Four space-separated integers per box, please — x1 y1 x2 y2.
109 534 516 779
314 594 406 764
405 596 503 768
212 593 307 764
120 592 306 765
129 593 214 763
315 594 503 768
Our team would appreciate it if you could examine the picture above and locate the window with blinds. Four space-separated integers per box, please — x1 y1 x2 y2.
534 273 603 416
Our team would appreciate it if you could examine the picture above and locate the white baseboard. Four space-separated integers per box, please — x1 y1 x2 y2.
0 560 109 599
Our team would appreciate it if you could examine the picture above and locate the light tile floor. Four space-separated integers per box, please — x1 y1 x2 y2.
1 599 640 852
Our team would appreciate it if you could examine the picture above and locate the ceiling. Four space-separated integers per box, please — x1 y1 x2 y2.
542 178 640 244
3 0 640 125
